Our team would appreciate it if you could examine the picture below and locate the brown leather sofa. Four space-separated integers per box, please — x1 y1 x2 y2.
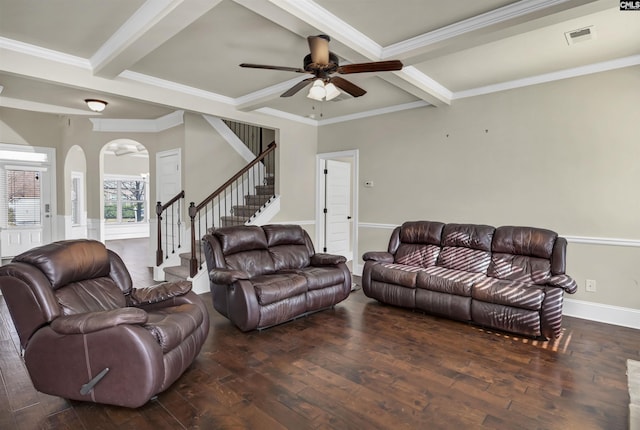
362 221 577 339
202 224 351 331
0 239 209 408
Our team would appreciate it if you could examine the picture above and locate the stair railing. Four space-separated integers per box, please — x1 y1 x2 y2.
222 119 264 156
188 142 276 277
155 190 185 266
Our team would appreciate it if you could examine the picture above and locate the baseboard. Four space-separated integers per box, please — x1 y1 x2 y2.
563 298 640 330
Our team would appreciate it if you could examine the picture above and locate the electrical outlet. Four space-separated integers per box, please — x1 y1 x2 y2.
585 279 597 293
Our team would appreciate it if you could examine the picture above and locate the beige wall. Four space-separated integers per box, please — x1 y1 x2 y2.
318 66 640 309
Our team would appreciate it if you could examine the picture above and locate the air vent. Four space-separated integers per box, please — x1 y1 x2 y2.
565 26 596 45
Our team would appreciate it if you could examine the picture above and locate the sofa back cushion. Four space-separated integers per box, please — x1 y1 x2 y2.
13 239 111 290
436 224 494 273
394 221 444 268
214 226 275 277
263 224 313 270
487 226 557 283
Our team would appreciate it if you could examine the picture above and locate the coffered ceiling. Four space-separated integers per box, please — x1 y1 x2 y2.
0 0 638 125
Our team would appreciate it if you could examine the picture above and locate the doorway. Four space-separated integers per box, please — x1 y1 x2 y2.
0 144 56 258
316 150 358 264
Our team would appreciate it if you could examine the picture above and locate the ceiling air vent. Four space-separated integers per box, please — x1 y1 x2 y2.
565 26 596 45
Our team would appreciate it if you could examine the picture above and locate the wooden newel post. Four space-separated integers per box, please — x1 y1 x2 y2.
155 201 163 266
189 202 198 278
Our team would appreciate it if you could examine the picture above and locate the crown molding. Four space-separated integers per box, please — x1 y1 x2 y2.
254 107 318 125
318 101 430 126
383 0 571 58
119 70 235 105
90 110 184 132
0 37 90 69
0 96 96 115
452 54 640 100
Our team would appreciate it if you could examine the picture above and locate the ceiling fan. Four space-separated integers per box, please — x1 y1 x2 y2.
239 35 403 100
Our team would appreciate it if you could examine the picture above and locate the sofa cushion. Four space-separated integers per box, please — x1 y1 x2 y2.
55 278 126 315
487 253 552 284
370 263 422 288
395 244 440 268
225 250 275 278
294 266 346 291
144 303 204 353
214 225 268 255
472 278 545 311
436 224 494 273
399 221 445 245
487 226 557 283
14 239 111 290
416 267 487 297
252 273 308 306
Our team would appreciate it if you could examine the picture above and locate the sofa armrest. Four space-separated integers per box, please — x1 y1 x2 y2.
310 253 347 266
129 280 192 306
362 251 394 263
50 308 148 334
547 274 578 294
209 268 250 284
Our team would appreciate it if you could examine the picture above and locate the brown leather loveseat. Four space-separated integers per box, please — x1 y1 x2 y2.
202 224 351 331
0 239 209 408
362 221 577 339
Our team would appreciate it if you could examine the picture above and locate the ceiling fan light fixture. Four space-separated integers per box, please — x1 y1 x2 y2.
324 82 340 101
85 99 107 112
307 79 325 101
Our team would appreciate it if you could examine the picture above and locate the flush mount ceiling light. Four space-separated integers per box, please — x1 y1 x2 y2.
85 99 107 112
306 79 341 101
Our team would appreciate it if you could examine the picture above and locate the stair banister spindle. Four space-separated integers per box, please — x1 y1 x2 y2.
156 201 163 266
188 202 198 277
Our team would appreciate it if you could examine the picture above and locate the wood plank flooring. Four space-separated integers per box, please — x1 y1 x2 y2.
0 241 637 428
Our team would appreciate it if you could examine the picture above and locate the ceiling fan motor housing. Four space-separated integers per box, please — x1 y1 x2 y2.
304 52 340 74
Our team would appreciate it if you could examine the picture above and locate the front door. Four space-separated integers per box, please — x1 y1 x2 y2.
0 147 54 258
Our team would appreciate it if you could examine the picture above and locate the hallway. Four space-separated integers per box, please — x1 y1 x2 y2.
105 238 155 287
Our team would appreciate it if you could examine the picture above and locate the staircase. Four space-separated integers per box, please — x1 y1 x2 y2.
221 175 274 227
156 133 277 283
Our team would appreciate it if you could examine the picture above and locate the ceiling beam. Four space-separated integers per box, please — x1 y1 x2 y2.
91 0 224 78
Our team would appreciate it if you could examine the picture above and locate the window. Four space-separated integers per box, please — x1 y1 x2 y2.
71 173 83 226
7 169 41 226
103 177 147 223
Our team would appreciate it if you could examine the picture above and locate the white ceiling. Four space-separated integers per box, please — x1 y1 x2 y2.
0 0 638 124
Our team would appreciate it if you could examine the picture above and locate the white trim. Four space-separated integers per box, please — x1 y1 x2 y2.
267 219 315 225
453 54 640 100
90 0 179 71
255 107 318 125
0 36 91 69
202 115 255 162
119 70 235 105
564 235 640 248
318 101 430 126
359 222 398 230
0 96 96 116
247 196 281 226
383 0 569 58
563 298 640 331
90 110 184 132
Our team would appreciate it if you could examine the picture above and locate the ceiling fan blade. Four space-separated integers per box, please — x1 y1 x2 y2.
330 76 366 98
240 63 307 73
280 77 315 97
308 35 329 64
337 60 403 74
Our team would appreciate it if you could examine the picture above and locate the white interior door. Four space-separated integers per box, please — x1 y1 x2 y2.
156 149 182 253
324 159 351 258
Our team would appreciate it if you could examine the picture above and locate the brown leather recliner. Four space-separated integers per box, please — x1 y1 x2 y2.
0 239 209 408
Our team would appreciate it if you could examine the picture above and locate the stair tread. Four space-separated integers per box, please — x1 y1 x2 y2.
163 265 191 279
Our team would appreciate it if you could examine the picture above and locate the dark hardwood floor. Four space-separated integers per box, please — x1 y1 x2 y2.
0 240 637 428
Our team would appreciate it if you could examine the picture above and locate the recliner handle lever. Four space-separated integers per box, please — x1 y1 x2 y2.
80 367 110 395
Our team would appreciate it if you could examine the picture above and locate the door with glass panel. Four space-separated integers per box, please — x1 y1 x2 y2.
0 165 52 258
